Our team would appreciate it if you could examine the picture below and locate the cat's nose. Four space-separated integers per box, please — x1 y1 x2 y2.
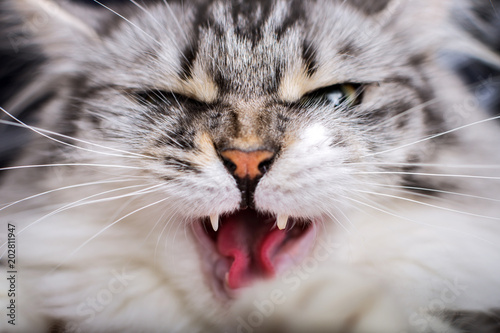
220 150 275 180
220 149 275 209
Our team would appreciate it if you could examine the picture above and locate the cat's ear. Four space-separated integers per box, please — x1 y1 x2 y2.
5 0 102 54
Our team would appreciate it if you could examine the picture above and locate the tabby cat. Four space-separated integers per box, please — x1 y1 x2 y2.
1 0 500 332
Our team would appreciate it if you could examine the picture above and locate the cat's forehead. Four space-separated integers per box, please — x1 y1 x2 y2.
189 0 309 101
94 0 405 102
176 0 396 102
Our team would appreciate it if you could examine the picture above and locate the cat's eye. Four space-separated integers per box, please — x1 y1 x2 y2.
301 84 362 108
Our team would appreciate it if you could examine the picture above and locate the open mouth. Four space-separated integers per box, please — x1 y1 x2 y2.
192 209 316 299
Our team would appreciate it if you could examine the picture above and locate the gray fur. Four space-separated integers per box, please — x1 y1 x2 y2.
1 0 500 332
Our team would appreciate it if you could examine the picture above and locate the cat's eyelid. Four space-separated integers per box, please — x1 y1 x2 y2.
302 82 365 97
300 83 364 103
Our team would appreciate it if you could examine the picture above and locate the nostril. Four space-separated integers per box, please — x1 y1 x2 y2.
222 157 237 174
220 149 275 180
219 149 276 210
258 158 273 175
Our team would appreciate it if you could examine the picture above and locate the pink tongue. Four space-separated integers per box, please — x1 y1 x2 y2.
216 210 286 289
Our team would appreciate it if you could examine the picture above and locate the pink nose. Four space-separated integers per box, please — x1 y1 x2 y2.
220 149 275 180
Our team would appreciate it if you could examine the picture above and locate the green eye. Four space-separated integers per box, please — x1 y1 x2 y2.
301 83 362 108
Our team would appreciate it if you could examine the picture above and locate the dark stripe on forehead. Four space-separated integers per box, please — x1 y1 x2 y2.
230 0 273 44
342 0 392 15
302 40 318 76
179 0 216 80
275 0 304 40
179 45 197 80
180 0 274 78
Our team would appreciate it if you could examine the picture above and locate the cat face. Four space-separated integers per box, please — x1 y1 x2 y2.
4 1 500 331
11 0 454 296
56 0 442 212
5 0 482 309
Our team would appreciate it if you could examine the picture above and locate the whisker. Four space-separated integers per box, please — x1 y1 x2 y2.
0 112 154 159
118 89 187 149
342 194 495 246
156 205 184 264
360 99 441 134
0 178 144 212
343 161 500 170
161 0 191 45
353 189 500 221
363 186 452 203
324 209 351 234
0 163 143 172
18 184 161 237
0 183 162 256
365 182 500 203
331 98 441 148
165 215 187 258
352 170 500 180
353 77 500 141
148 208 171 263
92 0 163 47
363 114 500 158
127 0 190 64
51 196 170 273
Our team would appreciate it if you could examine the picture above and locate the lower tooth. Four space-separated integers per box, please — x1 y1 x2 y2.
277 215 289 230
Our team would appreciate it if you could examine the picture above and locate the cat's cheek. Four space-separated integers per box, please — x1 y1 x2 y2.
253 157 354 218
157 163 241 217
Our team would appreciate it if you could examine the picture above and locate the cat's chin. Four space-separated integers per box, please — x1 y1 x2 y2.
191 209 317 300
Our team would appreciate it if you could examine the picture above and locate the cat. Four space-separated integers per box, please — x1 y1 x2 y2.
1 0 500 332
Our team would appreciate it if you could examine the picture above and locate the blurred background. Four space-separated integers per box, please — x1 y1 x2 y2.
0 0 499 169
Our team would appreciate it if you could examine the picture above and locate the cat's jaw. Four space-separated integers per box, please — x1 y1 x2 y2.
191 209 317 300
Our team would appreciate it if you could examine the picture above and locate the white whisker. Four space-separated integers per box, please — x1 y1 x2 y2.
0 178 144 212
363 115 500 158
51 196 170 273
365 182 500 203
0 183 162 257
127 0 190 63
324 208 352 234
92 0 163 47
354 189 500 221
161 0 190 45
156 205 184 264
344 161 500 170
352 170 500 180
342 194 495 246
16 184 160 238
0 163 143 172
0 109 154 159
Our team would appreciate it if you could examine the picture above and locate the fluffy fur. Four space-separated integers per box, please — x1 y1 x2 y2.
1 0 500 332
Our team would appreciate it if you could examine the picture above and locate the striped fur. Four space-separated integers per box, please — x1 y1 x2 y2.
1 0 500 332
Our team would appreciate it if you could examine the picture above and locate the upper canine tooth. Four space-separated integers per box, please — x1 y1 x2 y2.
210 214 219 232
277 215 289 230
